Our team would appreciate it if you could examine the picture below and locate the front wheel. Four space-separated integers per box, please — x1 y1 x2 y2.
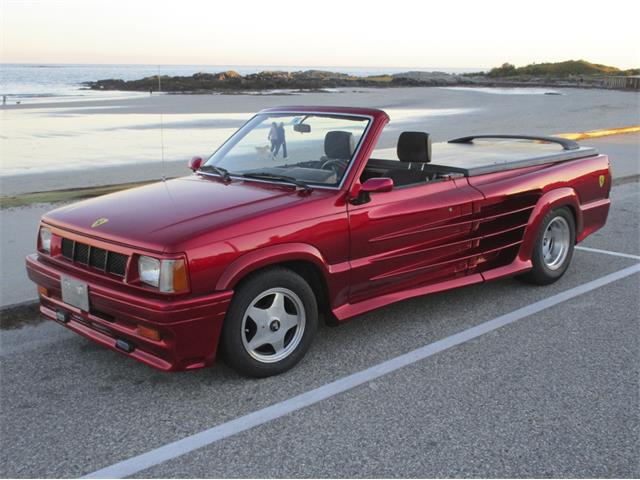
518 206 576 285
220 267 318 377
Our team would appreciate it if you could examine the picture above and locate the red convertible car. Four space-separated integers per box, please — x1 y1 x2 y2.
26 106 611 377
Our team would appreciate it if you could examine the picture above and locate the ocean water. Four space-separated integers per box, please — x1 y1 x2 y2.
0 63 484 180
4 64 621 183
0 63 482 104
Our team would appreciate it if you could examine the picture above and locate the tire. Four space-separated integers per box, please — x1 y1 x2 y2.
220 267 318 377
519 206 576 285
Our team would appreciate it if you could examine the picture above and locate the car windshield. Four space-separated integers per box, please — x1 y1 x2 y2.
204 113 370 187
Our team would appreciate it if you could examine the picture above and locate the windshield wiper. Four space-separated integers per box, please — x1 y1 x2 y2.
241 172 313 193
198 164 232 182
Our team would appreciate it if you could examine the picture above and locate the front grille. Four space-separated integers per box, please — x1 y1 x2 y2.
106 251 128 276
73 242 89 264
61 238 128 277
61 237 73 258
89 246 107 270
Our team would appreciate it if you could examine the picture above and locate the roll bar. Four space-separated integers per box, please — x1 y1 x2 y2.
448 134 580 151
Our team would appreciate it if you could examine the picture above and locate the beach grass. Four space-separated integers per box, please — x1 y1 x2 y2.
0 180 163 209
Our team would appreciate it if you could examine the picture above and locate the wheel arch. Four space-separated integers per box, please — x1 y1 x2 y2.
518 187 581 262
215 243 335 321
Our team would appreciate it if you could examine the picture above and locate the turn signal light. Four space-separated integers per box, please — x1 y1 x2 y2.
37 286 48 297
170 259 189 293
136 325 161 341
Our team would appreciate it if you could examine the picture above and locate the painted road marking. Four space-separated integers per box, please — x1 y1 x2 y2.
83 262 640 479
575 245 640 260
556 125 640 140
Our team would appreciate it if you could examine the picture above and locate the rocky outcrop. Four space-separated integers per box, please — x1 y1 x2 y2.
84 69 473 92
84 63 635 93
391 71 475 86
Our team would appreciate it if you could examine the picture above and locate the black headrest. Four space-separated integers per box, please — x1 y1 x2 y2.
324 131 355 159
397 131 432 163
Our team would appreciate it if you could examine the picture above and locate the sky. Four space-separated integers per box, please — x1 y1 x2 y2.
1 0 639 69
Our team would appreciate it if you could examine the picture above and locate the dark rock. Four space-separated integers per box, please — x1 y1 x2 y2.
83 62 632 93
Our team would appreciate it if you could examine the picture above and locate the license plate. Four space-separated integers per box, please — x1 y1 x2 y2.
61 275 89 312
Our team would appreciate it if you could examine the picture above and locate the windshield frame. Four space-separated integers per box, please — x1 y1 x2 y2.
202 110 374 190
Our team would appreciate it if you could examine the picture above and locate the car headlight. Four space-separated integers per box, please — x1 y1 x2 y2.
138 255 188 293
138 256 161 287
39 227 52 253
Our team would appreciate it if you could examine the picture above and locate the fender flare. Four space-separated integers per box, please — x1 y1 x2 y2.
518 187 582 262
215 242 331 291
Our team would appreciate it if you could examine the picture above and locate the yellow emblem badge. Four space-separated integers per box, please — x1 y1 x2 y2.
91 218 109 228
598 175 605 188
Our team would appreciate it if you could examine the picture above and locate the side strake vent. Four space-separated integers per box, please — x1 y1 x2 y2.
60 238 128 277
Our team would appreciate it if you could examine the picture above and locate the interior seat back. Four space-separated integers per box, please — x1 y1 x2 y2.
397 131 432 163
324 131 355 159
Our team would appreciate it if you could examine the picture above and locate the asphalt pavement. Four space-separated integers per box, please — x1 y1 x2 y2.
1 181 638 478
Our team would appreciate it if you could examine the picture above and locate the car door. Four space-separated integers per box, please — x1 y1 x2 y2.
347 177 483 304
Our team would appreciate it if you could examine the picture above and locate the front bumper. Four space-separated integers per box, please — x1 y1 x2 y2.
25 254 233 371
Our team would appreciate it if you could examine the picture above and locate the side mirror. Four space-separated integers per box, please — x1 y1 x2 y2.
189 156 203 171
293 123 311 133
351 177 394 205
361 177 394 193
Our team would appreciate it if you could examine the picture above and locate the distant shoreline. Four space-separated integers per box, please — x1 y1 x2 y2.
84 68 637 94
84 61 640 93
2 61 636 105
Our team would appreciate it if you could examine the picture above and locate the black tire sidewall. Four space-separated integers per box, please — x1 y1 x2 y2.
220 267 318 377
530 207 576 283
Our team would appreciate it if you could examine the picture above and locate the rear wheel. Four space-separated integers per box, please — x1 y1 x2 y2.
220 267 318 377
519 207 575 285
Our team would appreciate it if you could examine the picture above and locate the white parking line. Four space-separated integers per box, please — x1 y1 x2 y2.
83 261 640 479
575 245 640 260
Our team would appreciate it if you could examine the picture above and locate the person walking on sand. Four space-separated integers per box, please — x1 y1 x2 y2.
268 122 280 157
276 122 287 158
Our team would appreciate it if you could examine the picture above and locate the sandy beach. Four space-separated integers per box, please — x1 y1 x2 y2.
2 86 639 195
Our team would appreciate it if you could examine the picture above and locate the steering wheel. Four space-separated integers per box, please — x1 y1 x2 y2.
320 158 347 177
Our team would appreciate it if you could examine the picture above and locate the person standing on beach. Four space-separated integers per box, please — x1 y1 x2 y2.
268 122 280 156
277 122 287 158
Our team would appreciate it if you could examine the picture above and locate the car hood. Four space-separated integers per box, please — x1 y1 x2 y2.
44 176 318 252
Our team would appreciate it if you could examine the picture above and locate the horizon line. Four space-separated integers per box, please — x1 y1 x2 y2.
0 61 489 70
3 59 637 71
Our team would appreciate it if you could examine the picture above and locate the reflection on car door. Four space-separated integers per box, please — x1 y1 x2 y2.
347 177 482 304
